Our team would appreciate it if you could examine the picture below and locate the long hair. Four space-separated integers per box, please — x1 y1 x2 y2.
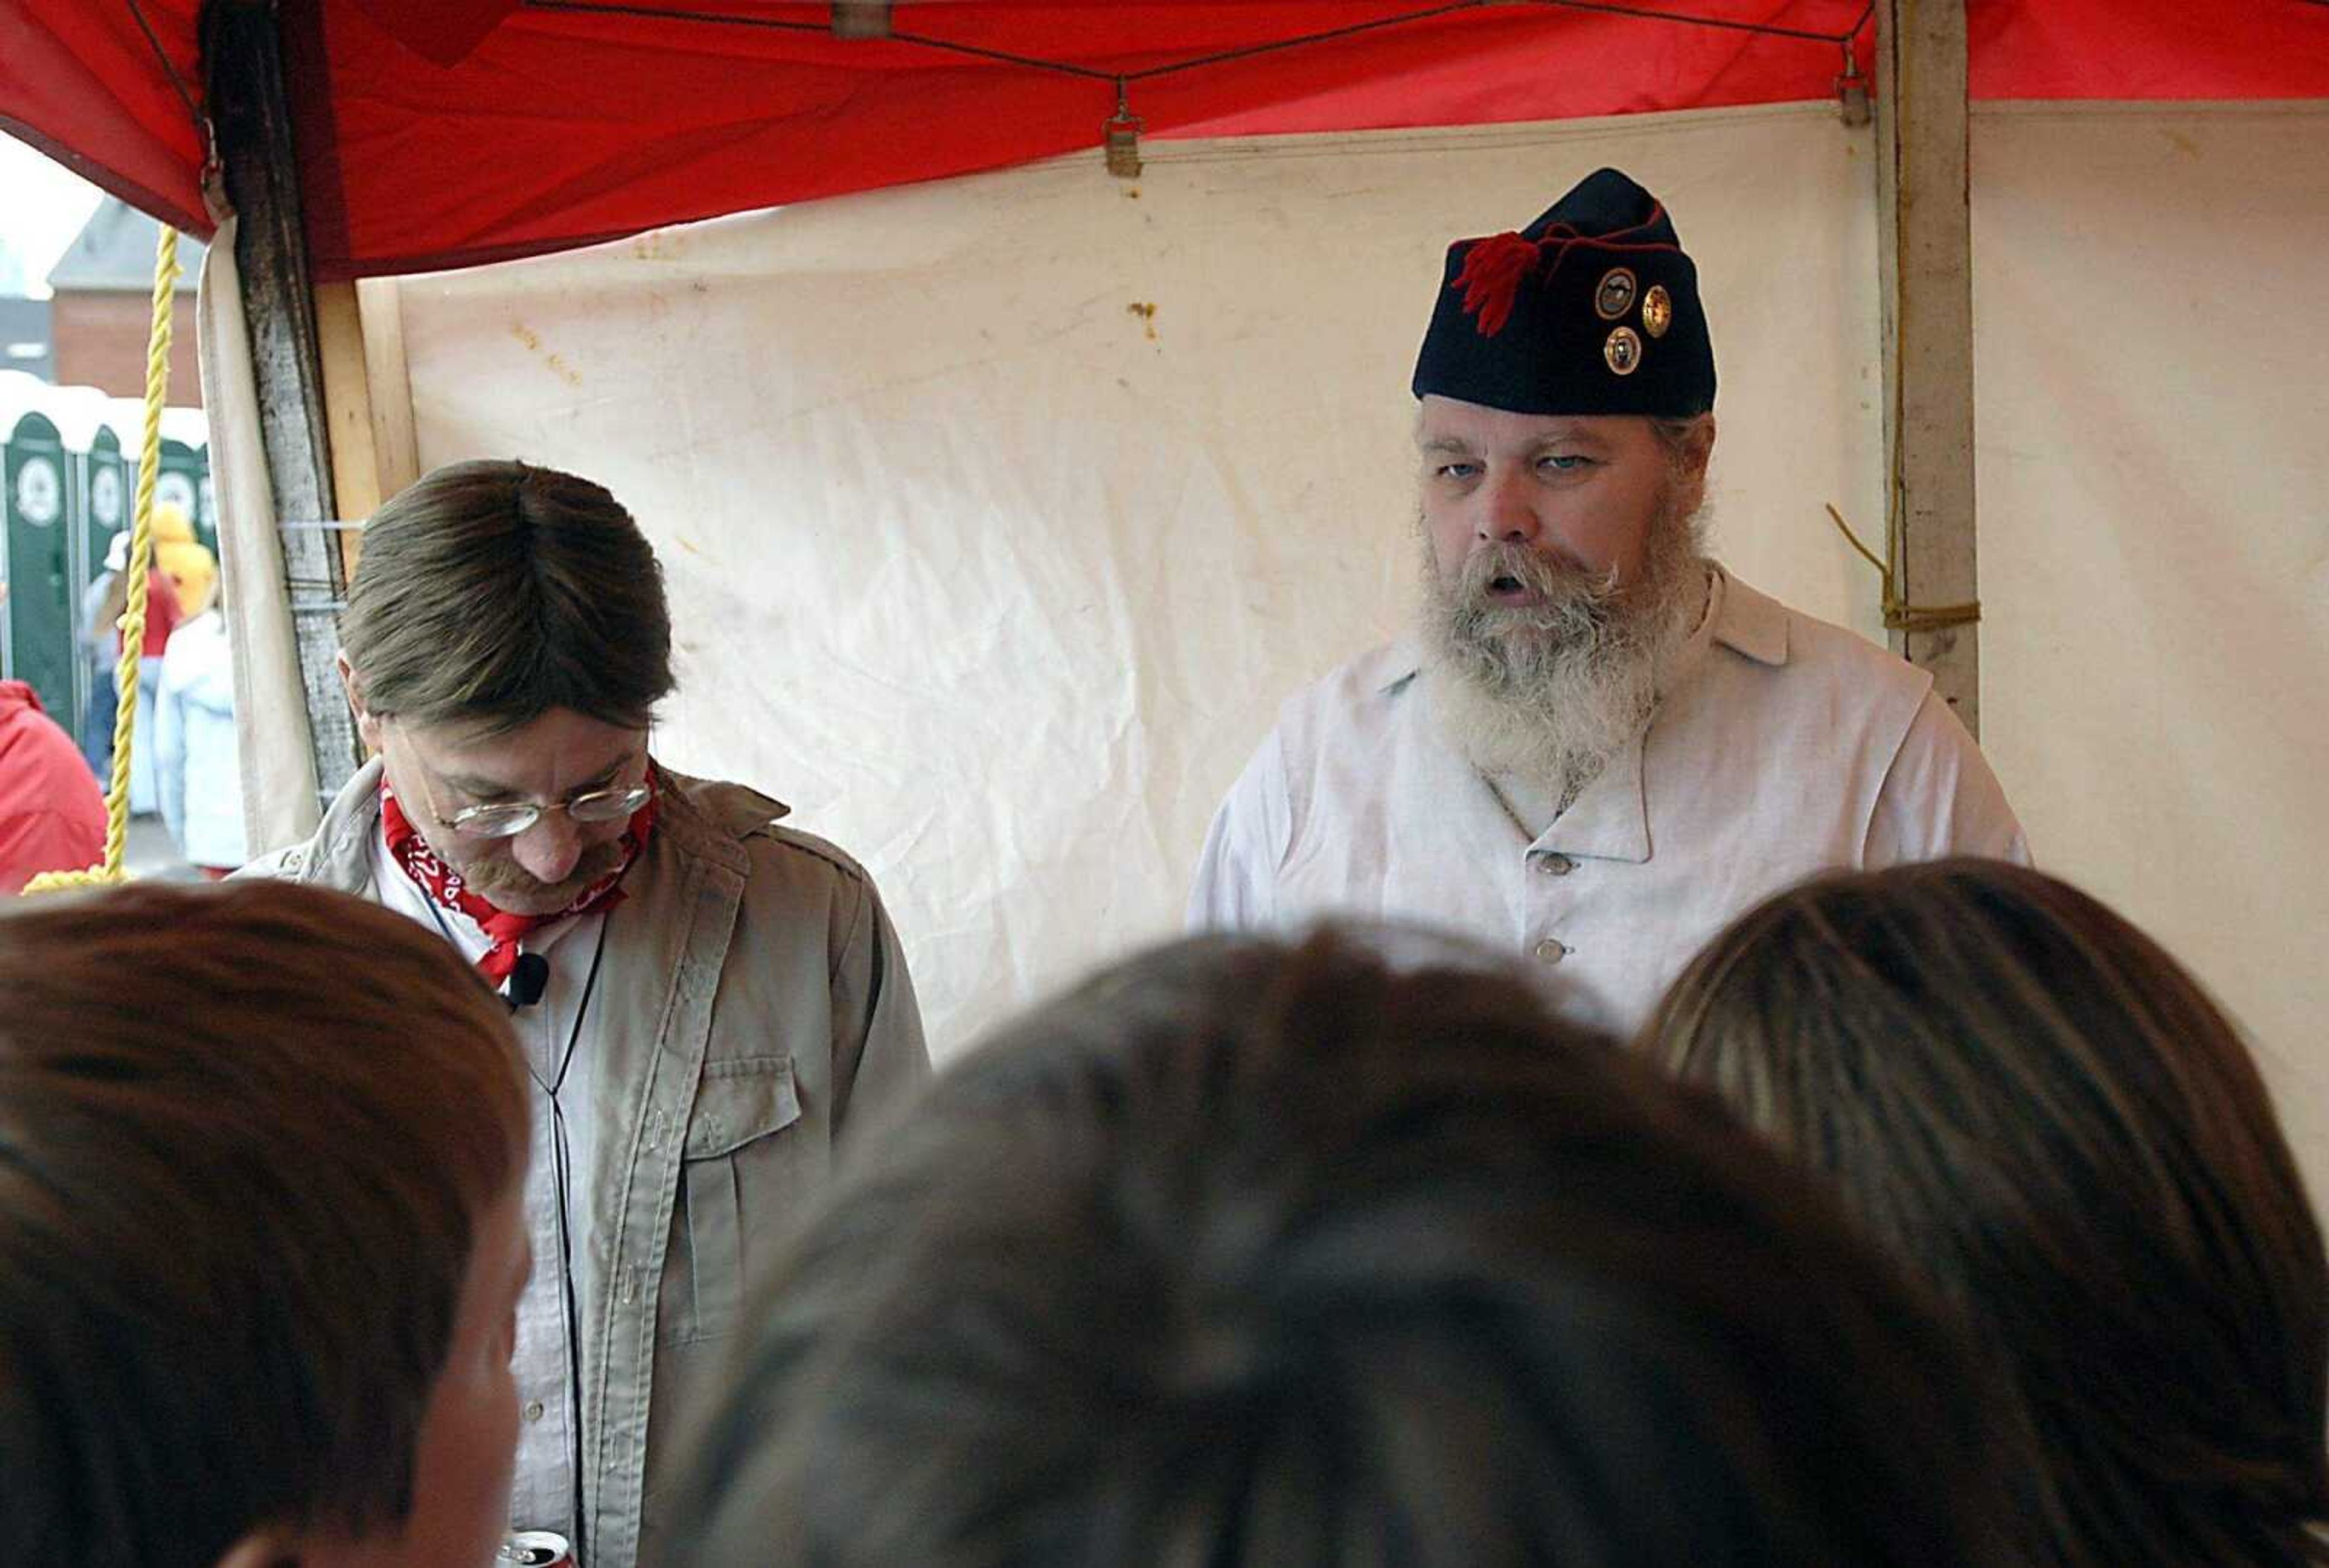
1641 858 2329 1566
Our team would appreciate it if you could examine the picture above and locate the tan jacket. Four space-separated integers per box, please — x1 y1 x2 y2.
243 758 930 1565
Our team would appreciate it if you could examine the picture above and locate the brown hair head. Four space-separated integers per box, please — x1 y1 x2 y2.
0 880 529 1567
341 459 674 732
668 925 2016 1567
1641 858 2329 1566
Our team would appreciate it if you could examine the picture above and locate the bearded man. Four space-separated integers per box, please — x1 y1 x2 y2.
1188 168 2026 1034
242 459 929 1567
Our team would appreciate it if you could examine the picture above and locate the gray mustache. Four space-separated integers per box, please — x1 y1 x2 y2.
1450 545 1619 634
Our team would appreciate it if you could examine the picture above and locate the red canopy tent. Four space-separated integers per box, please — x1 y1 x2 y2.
6 1 2329 279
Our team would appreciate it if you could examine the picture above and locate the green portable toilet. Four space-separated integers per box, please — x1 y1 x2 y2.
73 424 131 724
80 424 128 580
196 464 216 555
4 410 78 721
157 436 208 552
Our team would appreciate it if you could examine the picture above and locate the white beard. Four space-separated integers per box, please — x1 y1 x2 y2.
1419 494 1710 812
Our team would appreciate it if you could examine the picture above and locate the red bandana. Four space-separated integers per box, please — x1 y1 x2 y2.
380 775 656 984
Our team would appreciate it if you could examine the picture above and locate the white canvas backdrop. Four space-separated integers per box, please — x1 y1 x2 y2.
391 101 1885 1058
1973 100 2329 1210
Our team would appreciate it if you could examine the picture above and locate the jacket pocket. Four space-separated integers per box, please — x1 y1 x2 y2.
660 1054 802 1346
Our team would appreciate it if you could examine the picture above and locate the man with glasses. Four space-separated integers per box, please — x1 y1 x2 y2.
242 459 930 1568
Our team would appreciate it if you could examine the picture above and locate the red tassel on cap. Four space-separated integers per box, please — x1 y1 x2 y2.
1450 232 1540 338
1453 218 1656 338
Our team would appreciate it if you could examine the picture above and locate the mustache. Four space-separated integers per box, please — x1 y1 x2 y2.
462 839 628 902
1444 543 1621 636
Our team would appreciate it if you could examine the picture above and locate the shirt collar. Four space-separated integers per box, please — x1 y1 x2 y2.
1707 564 1789 667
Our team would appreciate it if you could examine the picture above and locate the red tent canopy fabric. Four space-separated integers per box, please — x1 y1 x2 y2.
5 1 2328 280
2 0 205 235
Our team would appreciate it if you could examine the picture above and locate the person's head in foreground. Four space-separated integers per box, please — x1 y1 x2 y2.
665 926 2014 1566
339 459 672 918
1413 167 1719 808
1640 858 2329 1566
0 880 531 1567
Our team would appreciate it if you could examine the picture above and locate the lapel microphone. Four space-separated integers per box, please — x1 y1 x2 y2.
506 952 552 1010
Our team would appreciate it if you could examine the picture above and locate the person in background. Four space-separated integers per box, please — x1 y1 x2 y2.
1640 858 2329 1566
86 528 182 807
0 596 106 890
155 583 246 877
78 537 121 777
0 880 531 1566
665 927 2017 1568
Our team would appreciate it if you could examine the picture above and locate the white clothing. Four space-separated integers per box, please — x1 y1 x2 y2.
1189 568 2028 1037
372 835 605 1543
153 611 248 868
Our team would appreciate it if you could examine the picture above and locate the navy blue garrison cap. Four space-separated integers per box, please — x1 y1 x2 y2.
1412 167 1716 417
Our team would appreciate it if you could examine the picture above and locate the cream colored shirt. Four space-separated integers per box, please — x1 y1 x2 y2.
1188 567 2029 1037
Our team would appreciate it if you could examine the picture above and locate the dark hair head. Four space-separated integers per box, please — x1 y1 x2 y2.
341 459 674 732
0 880 529 1567
1641 858 2329 1565
670 925 2014 1567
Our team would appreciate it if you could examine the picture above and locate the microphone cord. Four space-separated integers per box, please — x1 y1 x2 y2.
418 892 607 1551
536 920 608 1552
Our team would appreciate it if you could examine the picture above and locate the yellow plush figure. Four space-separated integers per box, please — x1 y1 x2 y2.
152 503 217 617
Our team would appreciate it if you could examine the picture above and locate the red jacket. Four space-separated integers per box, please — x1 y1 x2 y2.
0 681 107 894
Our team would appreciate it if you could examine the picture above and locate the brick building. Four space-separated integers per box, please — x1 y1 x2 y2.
45 200 204 405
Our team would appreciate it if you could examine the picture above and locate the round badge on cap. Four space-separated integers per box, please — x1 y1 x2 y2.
1594 268 1638 321
1603 326 1643 375
1642 284 1673 338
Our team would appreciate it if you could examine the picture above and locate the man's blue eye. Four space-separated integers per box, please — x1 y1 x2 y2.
1436 462 1480 480
1540 454 1589 472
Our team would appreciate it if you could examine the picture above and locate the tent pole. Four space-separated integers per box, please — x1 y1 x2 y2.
209 1 365 801
1875 0 1982 738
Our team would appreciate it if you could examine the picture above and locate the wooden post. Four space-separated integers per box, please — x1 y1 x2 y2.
315 282 381 542
314 277 421 581
209 1 365 796
355 278 421 501
1875 0 1981 736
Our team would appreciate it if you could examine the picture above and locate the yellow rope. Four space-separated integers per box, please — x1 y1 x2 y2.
24 227 180 894
1824 502 1981 636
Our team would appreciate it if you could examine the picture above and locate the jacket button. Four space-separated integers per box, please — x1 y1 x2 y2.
1533 938 1568 964
1534 853 1574 876
524 1401 546 1422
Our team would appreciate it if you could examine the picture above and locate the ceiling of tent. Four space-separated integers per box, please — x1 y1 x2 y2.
5 1 2328 281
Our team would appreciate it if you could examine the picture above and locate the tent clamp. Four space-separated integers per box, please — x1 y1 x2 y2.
832 2 892 41
1104 78 1143 179
1836 44 1871 127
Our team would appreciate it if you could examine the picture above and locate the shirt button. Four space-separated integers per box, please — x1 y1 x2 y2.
524 1401 546 1423
1533 938 1568 964
1535 853 1575 876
